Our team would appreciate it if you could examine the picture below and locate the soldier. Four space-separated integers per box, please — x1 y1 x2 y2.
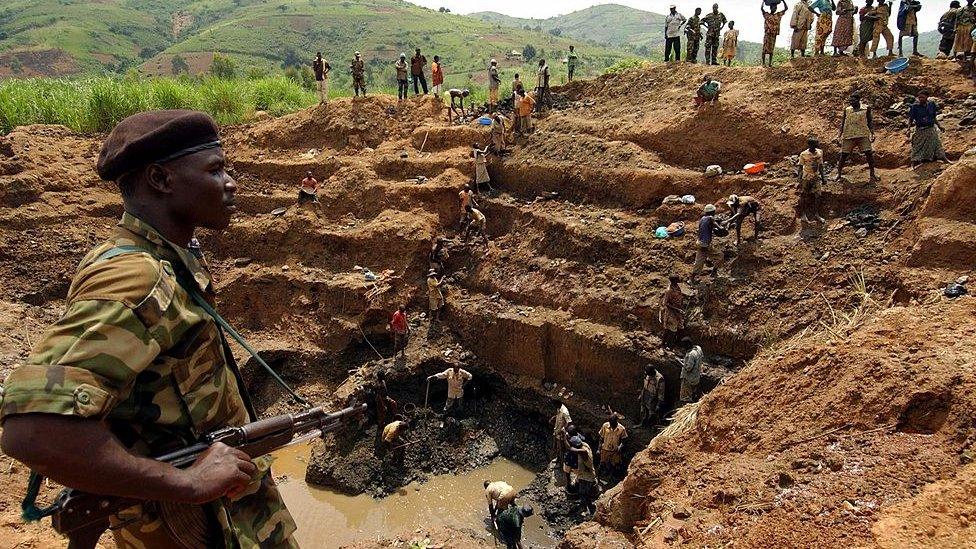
702 4 728 65
0 110 298 547
686 7 704 62
351 51 366 97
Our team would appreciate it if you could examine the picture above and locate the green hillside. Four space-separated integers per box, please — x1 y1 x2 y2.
0 0 634 88
472 3 769 64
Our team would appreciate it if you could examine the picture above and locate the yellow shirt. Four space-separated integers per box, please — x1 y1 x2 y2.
382 420 405 443
842 106 870 139
799 148 824 178
485 481 515 503
599 422 628 452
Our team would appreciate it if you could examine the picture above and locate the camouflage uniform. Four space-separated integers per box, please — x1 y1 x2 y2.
0 212 297 548
702 11 728 64
351 58 366 96
686 14 703 62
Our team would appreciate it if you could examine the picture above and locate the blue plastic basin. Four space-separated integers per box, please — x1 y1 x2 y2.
885 57 909 74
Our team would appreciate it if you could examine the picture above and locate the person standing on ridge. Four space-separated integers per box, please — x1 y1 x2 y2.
762 1 789 66
395 53 409 102
351 51 366 97
836 93 880 184
833 0 857 54
665 6 687 62
567 45 579 81
872 0 896 57
936 1 960 58
811 0 837 55
411 48 428 95
897 0 923 56
790 0 816 57
431 55 444 97
488 58 501 113
953 0 976 56
702 4 728 65
312 52 331 104
721 20 739 65
536 58 551 110
857 0 881 57
686 7 704 62
0 110 298 547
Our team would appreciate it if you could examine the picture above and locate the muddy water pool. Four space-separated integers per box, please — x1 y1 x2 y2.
272 443 557 548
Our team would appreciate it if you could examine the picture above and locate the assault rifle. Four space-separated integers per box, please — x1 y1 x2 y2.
43 402 366 549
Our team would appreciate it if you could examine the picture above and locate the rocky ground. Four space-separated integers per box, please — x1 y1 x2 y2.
0 56 974 548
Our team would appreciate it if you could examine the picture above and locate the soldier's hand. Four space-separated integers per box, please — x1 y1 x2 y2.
183 442 257 503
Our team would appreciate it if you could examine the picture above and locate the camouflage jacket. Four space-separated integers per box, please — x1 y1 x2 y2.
0 212 297 548
702 11 728 37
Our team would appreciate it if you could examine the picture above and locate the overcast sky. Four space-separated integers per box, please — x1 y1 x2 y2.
406 0 940 45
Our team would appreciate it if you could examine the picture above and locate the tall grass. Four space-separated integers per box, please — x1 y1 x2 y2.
0 76 317 134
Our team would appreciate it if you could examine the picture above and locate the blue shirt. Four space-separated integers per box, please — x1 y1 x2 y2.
908 100 937 128
810 0 834 12
698 215 716 245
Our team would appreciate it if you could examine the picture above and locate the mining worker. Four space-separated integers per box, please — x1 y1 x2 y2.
512 73 525 103
497 504 534 549
382 418 408 465
790 0 815 57
428 364 473 415
908 91 950 168
810 0 836 55
638 365 667 426
567 436 598 514
762 1 789 66
691 204 722 283
695 75 721 108
427 269 446 322
702 4 728 65
536 58 551 110
551 398 573 468
516 88 535 137
897 0 922 56
725 194 762 246
299 170 319 204
448 88 470 123
0 110 297 546
388 304 410 358
463 205 490 250
562 423 581 492
411 48 428 95
797 137 828 223
472 144 492 193
937 2 960 58
955 0 976 56
872 0 896 57
686 7 704 62
836 93 879 184
312 51 331 104
395 53 409 102
680 338 704 404
567 45 579 81
857 1 881 57
431 55 444 97
430 236 449 274
490 112 509 155
459 182 478 226
484 480 517 525
488 58 502 113
665 5 687 62
351 51 366 97
833 0 857 55
598 413 628 477
373 370 399 450
720 21 739 65
659 274 685 344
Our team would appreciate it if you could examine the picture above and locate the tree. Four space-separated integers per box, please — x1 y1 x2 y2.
171 54 189 74
523 44 537 61
548 28 562 36
438 6 451 12
281 47 302 69
210 53 237 78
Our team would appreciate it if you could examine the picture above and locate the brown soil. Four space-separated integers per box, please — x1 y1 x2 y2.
1 58 975 548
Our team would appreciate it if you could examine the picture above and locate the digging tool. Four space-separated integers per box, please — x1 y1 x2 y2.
424 378 432 409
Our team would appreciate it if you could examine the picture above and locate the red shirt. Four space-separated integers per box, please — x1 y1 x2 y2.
391 310 408 333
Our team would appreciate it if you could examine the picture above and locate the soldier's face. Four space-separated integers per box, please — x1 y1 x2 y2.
169 149 237 231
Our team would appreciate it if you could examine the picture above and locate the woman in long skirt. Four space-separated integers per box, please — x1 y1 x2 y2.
832 0 856 54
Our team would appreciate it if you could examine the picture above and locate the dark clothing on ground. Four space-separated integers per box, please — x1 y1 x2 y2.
496 505 524 549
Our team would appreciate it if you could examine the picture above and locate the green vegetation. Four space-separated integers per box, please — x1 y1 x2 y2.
0 75 315 134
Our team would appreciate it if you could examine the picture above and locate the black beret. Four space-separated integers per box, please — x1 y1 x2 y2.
96 110 221 181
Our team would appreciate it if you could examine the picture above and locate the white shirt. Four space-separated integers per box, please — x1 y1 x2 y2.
434 368 472 398
666 12 688 38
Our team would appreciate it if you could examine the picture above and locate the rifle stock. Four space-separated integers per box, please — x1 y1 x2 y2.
52 402 365 548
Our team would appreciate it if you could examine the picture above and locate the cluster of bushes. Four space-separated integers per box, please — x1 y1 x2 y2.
0 74 315 134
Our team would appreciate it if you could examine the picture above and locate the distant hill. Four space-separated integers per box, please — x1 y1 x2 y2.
0 0 633 87
471 3 767 64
